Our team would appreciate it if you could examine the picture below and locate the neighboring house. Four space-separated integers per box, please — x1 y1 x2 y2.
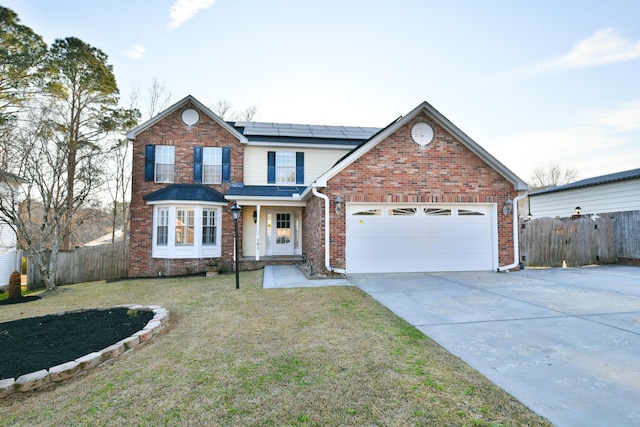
529 168 640 264
0 171 27 286
127 95 527 277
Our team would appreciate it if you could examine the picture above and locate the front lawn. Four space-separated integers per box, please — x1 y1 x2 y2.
0 271 551 426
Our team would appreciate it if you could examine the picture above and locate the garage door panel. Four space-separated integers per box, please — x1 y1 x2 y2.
346 204 495 273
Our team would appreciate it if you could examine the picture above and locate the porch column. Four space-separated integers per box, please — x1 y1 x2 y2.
255 205 261 261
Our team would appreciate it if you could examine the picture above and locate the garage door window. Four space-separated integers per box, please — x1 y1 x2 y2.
352 208 381 216
425 208 451 216
389 207 417 216
459 209 485 216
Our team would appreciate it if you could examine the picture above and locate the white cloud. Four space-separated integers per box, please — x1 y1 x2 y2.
523 28 640 74
585 101 640 132
123 44 146 60
168 0 217 31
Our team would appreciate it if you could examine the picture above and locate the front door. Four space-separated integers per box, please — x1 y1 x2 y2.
273 212 293 255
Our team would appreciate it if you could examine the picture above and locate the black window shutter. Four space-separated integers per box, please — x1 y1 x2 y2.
222 147 231 183
267 151 276 184
296 152 304 184
193 146 203 183
144 145 155 182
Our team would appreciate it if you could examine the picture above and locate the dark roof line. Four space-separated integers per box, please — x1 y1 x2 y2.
143 184 227 202
530 167 640 195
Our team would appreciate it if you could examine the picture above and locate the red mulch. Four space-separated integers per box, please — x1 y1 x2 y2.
0 308 154 380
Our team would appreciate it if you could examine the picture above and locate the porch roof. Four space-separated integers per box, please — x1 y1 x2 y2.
143 184 227 203
225 184 308 200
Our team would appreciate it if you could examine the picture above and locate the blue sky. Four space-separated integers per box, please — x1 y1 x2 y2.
4 0 640 183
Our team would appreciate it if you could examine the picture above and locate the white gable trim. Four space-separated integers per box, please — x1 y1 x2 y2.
313 101 528 191
126 95 248 143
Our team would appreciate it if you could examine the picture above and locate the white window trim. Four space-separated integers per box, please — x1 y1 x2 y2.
150 203 223 259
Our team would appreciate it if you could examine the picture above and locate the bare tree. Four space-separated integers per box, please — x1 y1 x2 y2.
529 162 579 189
212 98 234 120
211 99 258 122
145 77 172 119
239 105 258 122
0 105 99 290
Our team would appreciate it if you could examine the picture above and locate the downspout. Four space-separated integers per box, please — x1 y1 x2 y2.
498 192 528 272
312 184 347 275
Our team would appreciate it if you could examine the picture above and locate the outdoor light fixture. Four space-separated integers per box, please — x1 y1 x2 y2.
335 195 344 215
230 201 242 289
253 209 257 223
575 206 582 215
503 199 513 215
527 212 532 221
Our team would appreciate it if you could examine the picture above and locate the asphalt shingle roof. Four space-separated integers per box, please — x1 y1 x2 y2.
143 184 226 202
225 184 308 198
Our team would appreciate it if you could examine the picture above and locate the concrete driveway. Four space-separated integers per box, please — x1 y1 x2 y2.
349 265 640 427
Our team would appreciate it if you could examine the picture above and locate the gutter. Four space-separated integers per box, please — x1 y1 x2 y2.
311 184 346 275
498 192 528 272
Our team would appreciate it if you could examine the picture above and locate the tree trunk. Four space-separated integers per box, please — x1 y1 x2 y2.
62 143 77 251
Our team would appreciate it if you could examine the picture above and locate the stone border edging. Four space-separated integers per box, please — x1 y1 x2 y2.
0 304 169 398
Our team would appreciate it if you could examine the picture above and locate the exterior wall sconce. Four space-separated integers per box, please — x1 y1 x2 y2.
503 199 513 215
335 195 344 215
575 206 582 215
527 212 532 221
253 210 257 223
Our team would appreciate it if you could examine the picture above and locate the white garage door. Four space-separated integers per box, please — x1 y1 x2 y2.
346 204 496 273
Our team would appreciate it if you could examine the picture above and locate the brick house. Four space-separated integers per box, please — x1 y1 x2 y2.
127 95 527 277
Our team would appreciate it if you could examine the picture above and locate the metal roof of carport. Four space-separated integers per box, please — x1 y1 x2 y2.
530 167 640 196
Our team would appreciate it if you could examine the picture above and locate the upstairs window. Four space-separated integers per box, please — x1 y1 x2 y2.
276 152 296 184
194 146 230 184
268 151 304 185
203 147 222 184
155 146 175 183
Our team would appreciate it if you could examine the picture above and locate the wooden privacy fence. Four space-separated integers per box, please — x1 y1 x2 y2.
27 241 128 289
520 217 616 268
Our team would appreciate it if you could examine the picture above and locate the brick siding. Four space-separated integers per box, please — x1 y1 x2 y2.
129 102 244 277
304 113 518 272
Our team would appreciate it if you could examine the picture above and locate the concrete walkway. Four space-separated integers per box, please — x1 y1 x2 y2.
262 265 352 288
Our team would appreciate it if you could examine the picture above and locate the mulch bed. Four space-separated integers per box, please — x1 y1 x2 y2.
0 307 154 380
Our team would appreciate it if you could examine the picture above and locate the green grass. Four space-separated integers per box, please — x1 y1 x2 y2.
0 271 552 426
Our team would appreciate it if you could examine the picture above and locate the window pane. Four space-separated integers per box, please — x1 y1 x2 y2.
157 208 169 245
176 209 194 245
203 147 222 184
202 208 216 245
459 209 484 216
425 208 451 216
276 152 295 184
155 146 175 182
389 207 417 216
352 209 381 216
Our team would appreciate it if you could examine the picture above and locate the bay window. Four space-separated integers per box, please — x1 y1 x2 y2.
151 204 222 258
